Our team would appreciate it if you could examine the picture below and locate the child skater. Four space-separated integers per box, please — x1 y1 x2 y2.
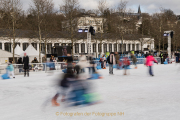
7 61 15 78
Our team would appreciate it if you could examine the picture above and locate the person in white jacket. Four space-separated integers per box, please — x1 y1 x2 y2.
77 55 90 73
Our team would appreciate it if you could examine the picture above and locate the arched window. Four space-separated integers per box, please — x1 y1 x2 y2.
23 43 29 51
109 44 112 52
128 44 131 51
75 43 79 53
114 44 117 52
136 44 139 50
93 43 96 52
104 44 107 53
5 43 11 52
98 44 102 52
47 43 52 54
40 43 45 54
132 44 135 51
98 27 100 31
81 43 85 53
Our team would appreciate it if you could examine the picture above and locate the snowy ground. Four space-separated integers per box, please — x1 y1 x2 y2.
1 64 180 120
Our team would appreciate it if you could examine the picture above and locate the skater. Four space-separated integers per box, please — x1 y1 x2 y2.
131 53 137 69
42 55 47 71
115 52 120 69
51 69 74 106
77 55 89 73
107 52 115 75
145 53 158 76
23 53 29 77
102 55 106 69
100 56 104 69
123 57 130 75
7 61 15 78
88 56 96 74
159 52 164 64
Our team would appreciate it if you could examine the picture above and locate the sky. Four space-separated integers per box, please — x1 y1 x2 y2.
21 0 180 15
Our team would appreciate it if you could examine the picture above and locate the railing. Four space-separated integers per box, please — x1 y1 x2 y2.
0 57 161 75
0 62 66 75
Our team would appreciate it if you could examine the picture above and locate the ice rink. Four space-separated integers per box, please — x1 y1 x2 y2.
1 64 180 120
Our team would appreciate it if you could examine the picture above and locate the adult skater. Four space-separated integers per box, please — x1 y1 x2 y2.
159 52 164 64
145 53 158 76
23 53 29 77
123 57 130 75
131 53 137 69
107 52 115 75
51 69 74 106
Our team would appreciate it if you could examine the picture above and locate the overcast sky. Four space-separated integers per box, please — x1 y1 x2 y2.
22 0 180 15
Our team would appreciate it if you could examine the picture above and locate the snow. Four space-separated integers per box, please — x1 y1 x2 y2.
1 64 180 120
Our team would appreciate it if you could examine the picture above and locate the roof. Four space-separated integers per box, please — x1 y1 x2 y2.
0 49 20 58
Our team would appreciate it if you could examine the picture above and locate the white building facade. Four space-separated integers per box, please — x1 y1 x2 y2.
0 37 154 56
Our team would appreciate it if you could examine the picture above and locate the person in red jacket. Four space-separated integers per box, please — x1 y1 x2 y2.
145 53 158 76
123 57 130 75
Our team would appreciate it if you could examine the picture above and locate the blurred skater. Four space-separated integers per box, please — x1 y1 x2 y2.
102 55 106 69
145 53 158 76
42 55 47 71
88 56 96 74
115 52 120 69
100 56 104 69
7 61 15 78
123 57 130 75
51 69 74 106
77 55 89 73
107 52 115 75
131 53 137 69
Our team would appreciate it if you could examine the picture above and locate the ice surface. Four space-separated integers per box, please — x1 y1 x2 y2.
1 64 180 120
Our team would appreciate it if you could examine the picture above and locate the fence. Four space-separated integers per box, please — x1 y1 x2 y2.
0 57 161 75
0 62 66 75
94 57 161 67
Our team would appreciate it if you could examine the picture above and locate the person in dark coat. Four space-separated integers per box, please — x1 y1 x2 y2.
107 52 116 75
32 57 39 63
23 53 29 77
175 51 179 63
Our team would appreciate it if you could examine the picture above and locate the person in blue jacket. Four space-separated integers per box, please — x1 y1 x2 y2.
7 61 15 78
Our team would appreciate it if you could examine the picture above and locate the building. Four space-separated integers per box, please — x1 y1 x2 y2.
0 32 154 56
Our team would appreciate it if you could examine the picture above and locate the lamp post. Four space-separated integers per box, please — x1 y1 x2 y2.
164 31 174 59
78 27 92 54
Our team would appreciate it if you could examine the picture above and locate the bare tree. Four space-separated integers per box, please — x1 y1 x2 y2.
115 0 128 54
29 0 54 62
60 0 80 57
2 0 22 63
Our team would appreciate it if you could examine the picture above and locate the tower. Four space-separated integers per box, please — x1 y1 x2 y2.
138 5 141 14
138 5 141 20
